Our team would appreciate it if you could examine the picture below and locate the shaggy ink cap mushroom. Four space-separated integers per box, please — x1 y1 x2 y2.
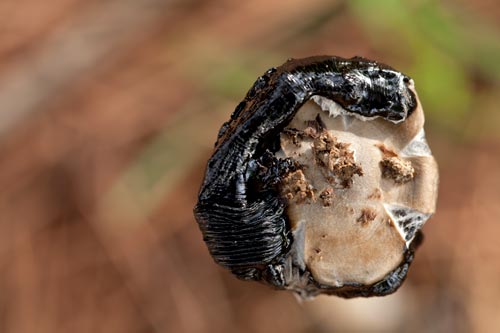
194 56 439 298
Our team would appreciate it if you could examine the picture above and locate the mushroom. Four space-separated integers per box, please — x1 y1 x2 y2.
194 56 439 298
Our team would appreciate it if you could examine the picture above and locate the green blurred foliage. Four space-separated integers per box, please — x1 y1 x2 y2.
350 0 500 138
121 0 500 210
179 0 500 138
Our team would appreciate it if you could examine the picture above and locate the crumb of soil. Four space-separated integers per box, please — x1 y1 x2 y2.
313 130 363 188
357 208 377 225
282 128 304 147
368 188 382 200
303 114 326 138
319 188 335 207
380 157 415 184
281 170 315 204
375 143 398 158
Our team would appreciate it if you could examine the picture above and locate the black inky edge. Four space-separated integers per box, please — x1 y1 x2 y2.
193 56 418 298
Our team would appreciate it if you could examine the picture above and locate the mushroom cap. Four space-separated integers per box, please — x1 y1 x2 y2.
194 56 439 298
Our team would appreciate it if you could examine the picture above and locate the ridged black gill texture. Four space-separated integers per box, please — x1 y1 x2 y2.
193 56 418 296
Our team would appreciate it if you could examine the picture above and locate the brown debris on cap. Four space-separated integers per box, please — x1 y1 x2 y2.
282 128 304 147
375 143 398 158
357 208 377 225
319 188 335 207
313 131 363 188
368 188 382 200
380 157 415 184
280 169 315 204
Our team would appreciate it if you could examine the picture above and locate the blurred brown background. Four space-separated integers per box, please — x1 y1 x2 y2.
0 0 499 332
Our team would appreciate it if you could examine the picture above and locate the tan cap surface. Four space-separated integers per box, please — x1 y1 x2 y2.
277 91 438 287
